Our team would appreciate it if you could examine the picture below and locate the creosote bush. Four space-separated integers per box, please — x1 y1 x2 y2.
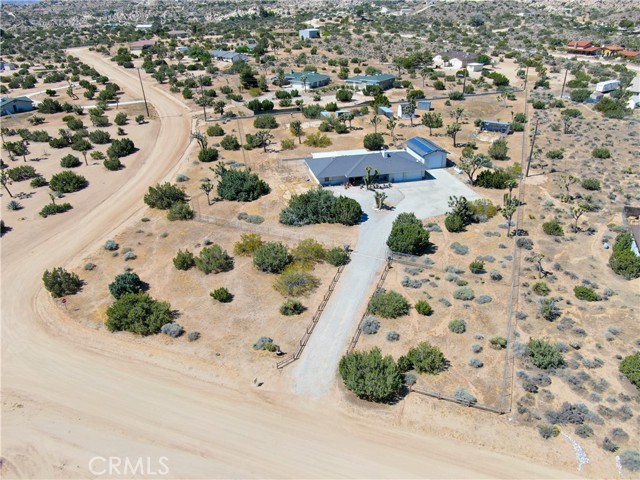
106 292 172 336
42 267 82 297
195 245 234 274
543 219 564 236
574 285 600 302
210 287 233 303
448 319 466 334
415 300 433 316
527 339 565 370
273 267 320 297
280 299 305 316
173 249 195 270
338 348 402 402
234 233 264 256
453 286 475 300
368 289 410 318
253 242 291 273
403 342 446 374
325 247 349 266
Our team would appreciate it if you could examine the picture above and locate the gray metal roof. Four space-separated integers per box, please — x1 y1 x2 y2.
406 137 448 157
283 71 330 84
306 150 424 180
346 73 395 84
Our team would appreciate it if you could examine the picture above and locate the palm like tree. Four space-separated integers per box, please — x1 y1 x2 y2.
200 182 214 205
386 119 397 144
370 115 381 134
0 170 13 197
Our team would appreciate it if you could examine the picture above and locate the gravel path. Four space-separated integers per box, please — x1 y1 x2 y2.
292 170 481 396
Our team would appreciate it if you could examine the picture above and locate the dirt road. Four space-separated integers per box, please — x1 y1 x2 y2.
1 49 576 479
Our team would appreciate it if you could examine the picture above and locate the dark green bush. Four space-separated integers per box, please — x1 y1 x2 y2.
220 135 240 150
107 138 135 159
60 154 82 168
619 352 640 389
414 300 433 316
469 260 485 273
210 287 233 303
280 299 305 315
39 202 72 217
198 147 219 162
581 178 601 191
42 267 82 297
207 124 225 136
574 285 600 302
543 219 564 236
195 245 234 274
368 289 410 318
280 188 362 226
405 342 446 374
109 272 145 299
527 338 565 370
532 281 550 296
8 165 38 181
88 130 111 144
253 242 291 273
338 348 402 402
444 214 464 232
49 171 88 193
325 247 350 266
386 212 430 255
103 157 123 171
253 114 278 129
448 319 466 333
475 169 515 189
144 183 186 209
167 202 194 221
105 292 172 335
591 147 611 159
363 133 384 151
609 233 640 279
173 249 195 270
215 164 270 202
30 176 48 188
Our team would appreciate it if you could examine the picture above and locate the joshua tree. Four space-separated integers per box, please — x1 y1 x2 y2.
0 170 13 197
558 174 577 201
255 130 274 152
191 131 208 150
300 74 308 92
13 141 28 162
570 204 585 232
419 67 430 87
2 141 16 161
421 112 443 135
290 120 303 144
405 100 417 126
370 114 381 134
459 154 492 185
343 112 355 130
505 178 518 200
531 252 546 278
374 191 387 209
386 119 397 144
502 193 518 237
200 181 214 205
364 165 379 190
449 107 465 123
446 123 462 147
213 101 226 115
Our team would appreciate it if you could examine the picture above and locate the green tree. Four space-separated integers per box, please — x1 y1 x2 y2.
421 112 443 135
619 352 640 389
42 267 82 298
253 242 291 273
108 272 145 299
195 245 234 274
386 212 430 255
363 132 384 151
144 183 186 209
338 348 402 402
114 112 128 126
173 250 196 270
405 342 446 374
289 120 304 144
459 154 492 185
368 289 410 318
49 171 88 193
488 138 509 160
446 123 462 147
213 164 270 201
105 292 172 336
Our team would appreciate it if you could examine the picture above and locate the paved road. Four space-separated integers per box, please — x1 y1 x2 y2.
292 170 482 396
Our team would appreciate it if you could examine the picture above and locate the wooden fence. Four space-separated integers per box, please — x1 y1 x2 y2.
276 259 348 369
410 387 506 415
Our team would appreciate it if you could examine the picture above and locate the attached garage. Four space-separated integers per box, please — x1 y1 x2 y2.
405 137 448 169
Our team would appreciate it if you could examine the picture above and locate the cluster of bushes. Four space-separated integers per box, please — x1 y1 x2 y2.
280 188 362 226
542 219 564 236
40 202 72 217
144 183 192 221
445 196 474 233
106 292 173 336
214 164 270 202
527 338 565 370
386 212 430 255
42 267 82 297
368 289 410 318
609 233 640 279
247 100 274 113
475 169 516 189
49 171 87 193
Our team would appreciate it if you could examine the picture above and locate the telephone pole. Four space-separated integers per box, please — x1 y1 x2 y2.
137 68 150 117
559 68 569 99
525 118 540 178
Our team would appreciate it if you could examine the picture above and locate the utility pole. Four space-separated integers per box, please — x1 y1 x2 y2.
559 68 569 99
525 118 540 178
198 75 207 121
137 68 150 117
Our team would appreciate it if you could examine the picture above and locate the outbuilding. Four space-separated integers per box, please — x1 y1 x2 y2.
345 73 396 91
210 50 249 63
299 28 321 39
377 106 394 119
130 39 157 52
480 120 512 134
277 71 330 89
467 62 484 73
397 103 417 119
595 80 621 93
1 96 35 116
417 100 432 111
405 137 448 169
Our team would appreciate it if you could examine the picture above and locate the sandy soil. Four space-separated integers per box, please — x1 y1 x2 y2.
0 48 624 479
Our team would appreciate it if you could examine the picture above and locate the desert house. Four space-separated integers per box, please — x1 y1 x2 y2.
0 62 18 71
130 39 157 52
167 30 189 38
275 71 331 89
466 62 484 73
1 96 35 116
619 50 640 59
566 40 602 55
299 28 321 39
595 80 621 93
345 73 396 91
602 45 625 57
209 50 249 63
433 51 478 69
305 136 448 186
480 120 512 135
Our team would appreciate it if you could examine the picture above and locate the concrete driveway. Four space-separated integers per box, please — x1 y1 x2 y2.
291 169 481 396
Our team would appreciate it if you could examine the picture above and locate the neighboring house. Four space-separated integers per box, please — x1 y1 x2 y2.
167 30 189 38
433 51 478 69
628 75 640 94
619 50 640 58
1 97 35 116
602 45 625 57
417 100 432 111
345 73 395 90
299 28 321 39
405 137 448 169
0 62 18 71
595 80 621 93
480 120 512 134
467 62 484 73
566 40 601 55
377 106 394 119
210 50 249 63
130 39 157 51
304 136 448 186
627 95 640 110
135 24 153 31
276 71 331 89
175 46 189 53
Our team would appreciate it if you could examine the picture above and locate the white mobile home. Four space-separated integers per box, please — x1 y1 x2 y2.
596 80 620 93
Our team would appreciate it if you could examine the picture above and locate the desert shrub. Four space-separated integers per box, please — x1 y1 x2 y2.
188 331 201 342
291 238 326 266
88 130 111 144
363 132 385 151
274 267 320 297
602 437 618 453
582 178 601 191
575 424 593 438
103 157 123 171
468 358 483 368
448 319 466 334
49 171 87 193
488 138 508 160
475 169 515 189
304 132 332 148
546 402 590 425
104 239 118 251
453 287 475 300
516 238 534 250
490 336 507 349
454 387 477 404
280 299 305 316
476 295 492 304
105 292 171 336
42 267 82 297
546 149 564 160
215 164 270 202
30 176 48 188
210 287 233 303
574 285 600 302
619 352 640 389
123 251 136 261
414 300 433 316
338 348 402 402
161 323 184 338
405 342 446 374
387 331 400 341
233 233 264 256
469 260 485 273
167 202 194 221
253 336 278 352
6 200 22 211
84 263 96 271
60 154 82 168
253 114 278 129
173 249 195 270
8 165 38 181
107 138 135 159
280 188 362 226
528 339 565 370
195 245 233 274
538 424 560 439
470 199 498 222
207 124 225 137
361 317 381 335
532 281 550 296
592 147 611 159
198 147 219 163
253 242 291 273
368 289 410 318
619 450 640 472
539 298 561 321
450 242 468 255
108 272 145 299
444 214 464 232
609 233 640 279
219 135 240 151
144 183 186 209
386 212 430 255
325 247 349 266
40 202 72 217
489 270 503 281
